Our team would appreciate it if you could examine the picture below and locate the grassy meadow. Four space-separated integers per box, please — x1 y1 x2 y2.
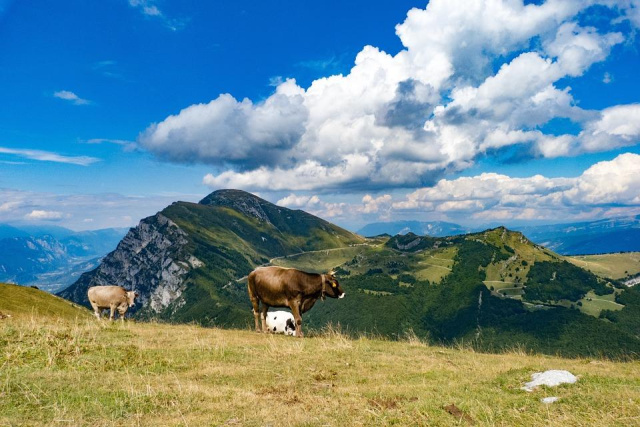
0 283 91 320
567 252 640 280
2 312 640 426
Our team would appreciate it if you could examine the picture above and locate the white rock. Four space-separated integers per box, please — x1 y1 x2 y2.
522 370 577 392
541 397 559 404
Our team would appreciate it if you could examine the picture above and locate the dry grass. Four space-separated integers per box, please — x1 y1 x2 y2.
1 316 640 426
567 252 640 280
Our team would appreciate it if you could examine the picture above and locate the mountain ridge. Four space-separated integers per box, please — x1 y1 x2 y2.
358 215 640 255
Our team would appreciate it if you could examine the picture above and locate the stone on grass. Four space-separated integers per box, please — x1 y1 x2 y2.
522 370 577 392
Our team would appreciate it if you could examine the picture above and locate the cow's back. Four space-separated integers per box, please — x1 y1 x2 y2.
252 267 297 291
250 266 320 306
88 285 126 307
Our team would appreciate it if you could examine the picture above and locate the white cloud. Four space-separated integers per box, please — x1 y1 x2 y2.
0 147 99 166
393 153 640 220
0 189 197 230
128 0 186 31
203 154 373 191
25 210 64 220
140 79 307 167
277 194 320 208
53 90 90 105
0 201 21 212
577 104 640 153
563 152 640 205
544 22 623 77
139 0 639 191
361 194 392 214
85 138 138 152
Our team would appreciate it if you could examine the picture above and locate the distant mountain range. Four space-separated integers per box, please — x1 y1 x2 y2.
357 215 640 255
514 216 640 255
0 225 127 292
357 220 470 237
57 190 640 358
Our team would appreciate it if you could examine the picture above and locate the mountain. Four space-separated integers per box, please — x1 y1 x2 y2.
298 228 640 358
59 189 364 325
58 190 640 358
0 224 28 239
358 215 640 255
0 226 128 292
513 215 640 255
357 220 470 237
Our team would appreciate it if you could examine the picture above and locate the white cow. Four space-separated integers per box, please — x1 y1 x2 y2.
265 311 296 336
88 285 138 321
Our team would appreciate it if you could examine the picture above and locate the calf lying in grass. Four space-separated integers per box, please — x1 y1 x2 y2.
265 311 296 336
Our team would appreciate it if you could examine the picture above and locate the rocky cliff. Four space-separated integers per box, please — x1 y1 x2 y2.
59 213 201 314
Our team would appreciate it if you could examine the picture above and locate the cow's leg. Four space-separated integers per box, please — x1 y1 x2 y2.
247 274 261 332
290 303 303 338
109 304 116 321
249 295 261 332
260 304 269 333
89 301 101 320
252 306 260 332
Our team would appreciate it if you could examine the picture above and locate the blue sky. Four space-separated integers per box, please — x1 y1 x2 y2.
0 0 639 231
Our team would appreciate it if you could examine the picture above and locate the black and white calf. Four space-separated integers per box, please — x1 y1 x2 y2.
265 311 297 336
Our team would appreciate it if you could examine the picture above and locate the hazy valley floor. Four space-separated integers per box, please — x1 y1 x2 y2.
1 315 640 426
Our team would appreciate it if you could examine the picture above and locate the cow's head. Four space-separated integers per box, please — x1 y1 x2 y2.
126 291 139 307
324 271 345 299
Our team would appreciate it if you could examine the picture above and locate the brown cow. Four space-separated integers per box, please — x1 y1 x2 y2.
87 285 139 321
247 266 345 337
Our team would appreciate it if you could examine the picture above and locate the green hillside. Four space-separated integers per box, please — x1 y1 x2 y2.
0 283 90 319
2 314 639 426
272 228 640 358
567 252 640 280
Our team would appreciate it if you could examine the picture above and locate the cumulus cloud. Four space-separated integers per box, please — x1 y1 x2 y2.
139 0 640 191
141 79 307 168
53 90 90 105
577 104 640 153
361 194 392 214
277 193 320 208
393 153 640 221
0 147 99 166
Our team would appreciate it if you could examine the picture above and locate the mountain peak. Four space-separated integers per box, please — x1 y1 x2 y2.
199 189 276 223
199 189 262 205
